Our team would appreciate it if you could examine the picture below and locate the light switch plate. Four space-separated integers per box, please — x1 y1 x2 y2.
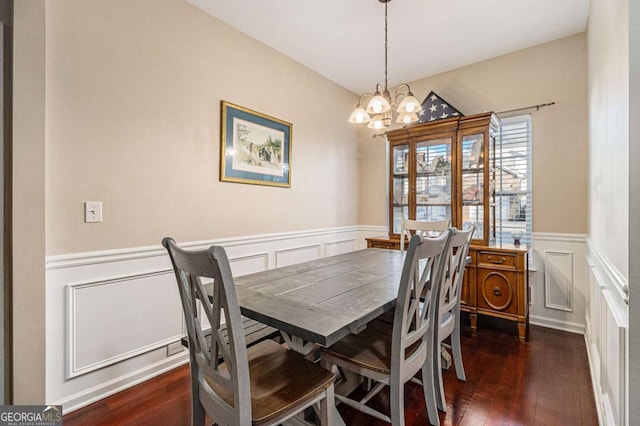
84 201 103 223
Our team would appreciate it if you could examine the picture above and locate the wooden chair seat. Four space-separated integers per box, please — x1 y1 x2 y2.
323 319 421 375
205 339 335 425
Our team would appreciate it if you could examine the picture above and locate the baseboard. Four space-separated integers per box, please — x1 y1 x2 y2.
529 314 585 334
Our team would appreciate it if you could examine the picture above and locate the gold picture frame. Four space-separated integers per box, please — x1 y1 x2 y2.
220 101 292 187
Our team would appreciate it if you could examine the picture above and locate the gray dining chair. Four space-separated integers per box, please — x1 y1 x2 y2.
433 225 475 413
163 238 335 426
321 232 452 426
400 219 450 251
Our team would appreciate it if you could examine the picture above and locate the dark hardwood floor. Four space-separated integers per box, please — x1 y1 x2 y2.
63 324 599 425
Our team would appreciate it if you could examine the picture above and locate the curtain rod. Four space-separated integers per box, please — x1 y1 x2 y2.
497 101 556 116
373 101 557 138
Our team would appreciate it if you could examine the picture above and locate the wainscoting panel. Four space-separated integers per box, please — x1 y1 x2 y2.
275 244 322 268
229 252 269 276
66 270 183 378
586 240 628 426
326 238 357 257
543 250 573 312
602 290 626 426
46 226 386 413
528 233 587 334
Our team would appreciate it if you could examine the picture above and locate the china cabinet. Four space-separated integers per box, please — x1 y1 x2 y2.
366 112 529 341
387 112 499 244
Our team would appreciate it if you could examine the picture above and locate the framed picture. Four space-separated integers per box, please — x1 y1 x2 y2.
220 101 292 187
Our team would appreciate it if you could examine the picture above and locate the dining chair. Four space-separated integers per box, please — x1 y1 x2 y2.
400 219 450 251
321 232 451 426
162 238 335 426
432 225 475 413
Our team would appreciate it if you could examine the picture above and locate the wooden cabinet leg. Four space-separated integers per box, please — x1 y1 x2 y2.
470 313 477 332
518 322 527 343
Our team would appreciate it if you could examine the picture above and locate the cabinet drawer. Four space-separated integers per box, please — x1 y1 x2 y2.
477 269 518 314
477 251 517 268
368 241 399 250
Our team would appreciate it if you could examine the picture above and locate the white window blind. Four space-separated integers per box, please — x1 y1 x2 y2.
495 114 532 244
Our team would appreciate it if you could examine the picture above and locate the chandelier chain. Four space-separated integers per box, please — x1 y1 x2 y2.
384 1 388 92
348 0 422 130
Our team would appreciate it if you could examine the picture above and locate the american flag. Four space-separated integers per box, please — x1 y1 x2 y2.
418 91 464 123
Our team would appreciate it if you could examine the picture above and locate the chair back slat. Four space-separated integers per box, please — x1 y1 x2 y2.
392 231 451 378
439 225 475 315
400 219 451 251
162 238 251 423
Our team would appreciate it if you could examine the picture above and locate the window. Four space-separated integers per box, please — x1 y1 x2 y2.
495 115 532 244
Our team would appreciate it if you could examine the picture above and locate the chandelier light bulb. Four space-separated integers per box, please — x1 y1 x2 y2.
366 92 391 114
396 112 419 124
349 105 370 124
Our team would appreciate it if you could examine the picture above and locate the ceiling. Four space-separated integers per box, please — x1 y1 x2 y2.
186 0 590 95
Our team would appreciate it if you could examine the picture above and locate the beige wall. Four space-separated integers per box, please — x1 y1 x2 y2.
587 0 629 279
358 34 589 235
13 0 46 404
45 0 361 255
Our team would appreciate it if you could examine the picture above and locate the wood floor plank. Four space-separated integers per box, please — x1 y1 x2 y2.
63 325 599 426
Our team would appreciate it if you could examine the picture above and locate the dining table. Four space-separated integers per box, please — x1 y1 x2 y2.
229 247 406 356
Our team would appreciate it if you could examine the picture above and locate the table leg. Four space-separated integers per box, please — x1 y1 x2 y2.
280 332 319 357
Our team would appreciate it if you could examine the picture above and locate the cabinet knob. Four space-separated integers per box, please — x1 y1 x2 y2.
493 287 502 297
488 255 506 264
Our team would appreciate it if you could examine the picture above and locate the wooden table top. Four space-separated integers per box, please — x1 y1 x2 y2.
232 248 405 347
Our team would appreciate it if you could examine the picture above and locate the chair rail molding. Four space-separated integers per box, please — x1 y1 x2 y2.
586 238 629 305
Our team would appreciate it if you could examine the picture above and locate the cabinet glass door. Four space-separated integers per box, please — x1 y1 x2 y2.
461 133 485 240
391 144 410 234
415 138 452 224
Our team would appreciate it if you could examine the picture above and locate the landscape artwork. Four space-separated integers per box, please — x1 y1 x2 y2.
220 101 292 187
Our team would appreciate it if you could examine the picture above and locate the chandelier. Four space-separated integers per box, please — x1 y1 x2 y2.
349 0 422 130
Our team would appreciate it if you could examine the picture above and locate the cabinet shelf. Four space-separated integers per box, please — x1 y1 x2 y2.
417 202 452 207
416 170 451 177
496 190 527 196
461 167 484 174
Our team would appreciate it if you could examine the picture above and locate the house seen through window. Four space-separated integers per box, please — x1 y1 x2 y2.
494 114 532 245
